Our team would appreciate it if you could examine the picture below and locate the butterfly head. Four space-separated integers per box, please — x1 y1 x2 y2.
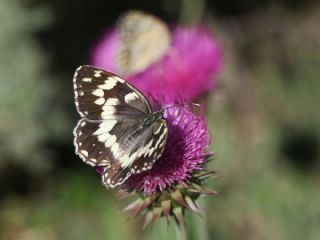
142 110 164 128
154 109 164 120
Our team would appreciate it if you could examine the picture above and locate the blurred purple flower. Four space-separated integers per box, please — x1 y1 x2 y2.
91 25 223 101
91 29 119 73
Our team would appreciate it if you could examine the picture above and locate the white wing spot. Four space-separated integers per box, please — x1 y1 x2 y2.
159 141 165 149
105 98 120 105
80 150 88 157
104 135 117 147
124 92 139 104
101 106 116 116
154 124 163 135
154 127 168 149
80 121 86 127
113 76 125 83
100 160 110 166
119 154 130 168
94 98 105 105
92 89 104 97
80 91 85 96
82 77 92 82
111 143 121 158
139 139 153 157
129 151 139 163
93 120 117 135
99 78 117 90
86 161 95 167
148 148 155 157
97 132 111 143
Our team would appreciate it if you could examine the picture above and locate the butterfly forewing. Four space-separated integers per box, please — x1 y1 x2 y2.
73 65 168 188
73 65 151 120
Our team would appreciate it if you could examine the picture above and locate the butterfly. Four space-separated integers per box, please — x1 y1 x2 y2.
73 65 168 188
116 10 171 75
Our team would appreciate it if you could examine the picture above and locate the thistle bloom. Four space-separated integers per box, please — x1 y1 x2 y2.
91 25 223 101
98 102 217 227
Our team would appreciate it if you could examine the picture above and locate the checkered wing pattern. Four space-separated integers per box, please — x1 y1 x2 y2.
73 65 168 188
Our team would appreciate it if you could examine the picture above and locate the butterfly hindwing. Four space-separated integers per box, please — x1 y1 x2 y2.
129 119 168 172
74 119 113 167
102 162 132 188
74 117 168 188
74 113 144 167
101 119 168 188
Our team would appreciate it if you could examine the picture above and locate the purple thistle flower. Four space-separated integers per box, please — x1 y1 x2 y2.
91 29 119 73
91 22 223 101
128 26 223 100
124 103 211 194
118 101 217 228
95 99 217 228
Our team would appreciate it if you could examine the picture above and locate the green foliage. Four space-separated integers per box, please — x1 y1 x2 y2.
1 2 320 240
0 1 68 173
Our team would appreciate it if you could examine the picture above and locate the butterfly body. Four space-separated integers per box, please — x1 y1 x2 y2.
73 66 168 188
141 110 163 127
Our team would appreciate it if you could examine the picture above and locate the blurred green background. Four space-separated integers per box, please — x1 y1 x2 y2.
0 0 319 239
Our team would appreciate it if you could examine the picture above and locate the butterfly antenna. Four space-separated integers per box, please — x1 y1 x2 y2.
163 102 200 111
160 67 164 111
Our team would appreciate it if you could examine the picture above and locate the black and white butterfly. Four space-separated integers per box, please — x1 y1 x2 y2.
73 65 168 188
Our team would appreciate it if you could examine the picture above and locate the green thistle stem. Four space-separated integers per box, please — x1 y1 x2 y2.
175 224 187 240
180 0 205 25
193 198 209 240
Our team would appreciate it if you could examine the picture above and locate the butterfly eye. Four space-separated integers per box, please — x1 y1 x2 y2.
142 118 153 128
